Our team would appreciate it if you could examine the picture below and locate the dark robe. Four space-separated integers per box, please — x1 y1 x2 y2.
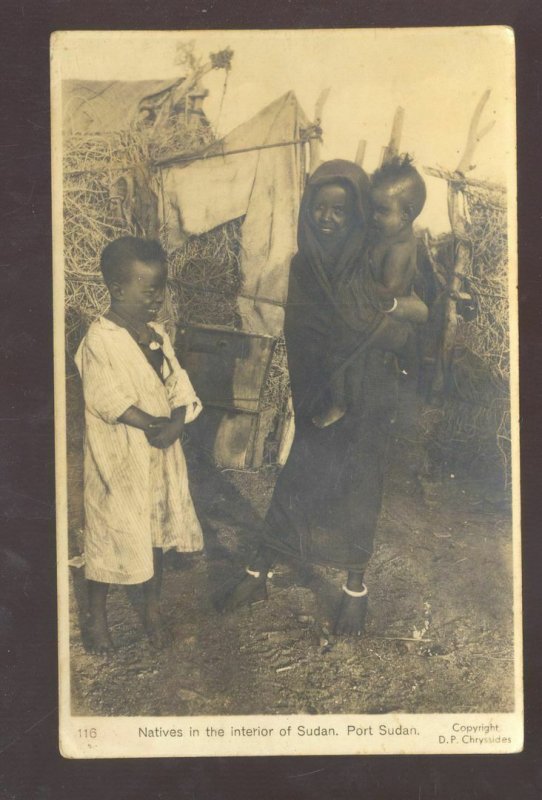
262 160 399 572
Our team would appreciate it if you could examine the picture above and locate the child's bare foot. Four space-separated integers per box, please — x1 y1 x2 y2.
333 593 368 636
86 614 116 654
312 405 346 428
144 608 173 649
220 573 267 613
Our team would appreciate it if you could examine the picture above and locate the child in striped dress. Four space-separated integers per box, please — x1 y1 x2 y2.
75 237 203 653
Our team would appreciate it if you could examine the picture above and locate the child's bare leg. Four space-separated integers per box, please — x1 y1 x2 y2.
313 404 347 428
87 580 115 654
373 316 410 354
142 548 172 649
220 547 274 612
333 571 368 636
313 374 347 428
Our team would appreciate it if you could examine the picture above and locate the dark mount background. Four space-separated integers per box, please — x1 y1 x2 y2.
0 1 540 797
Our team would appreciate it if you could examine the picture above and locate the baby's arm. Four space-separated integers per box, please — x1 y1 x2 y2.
374 241 417 300
389 294 428 324
376 242 428 325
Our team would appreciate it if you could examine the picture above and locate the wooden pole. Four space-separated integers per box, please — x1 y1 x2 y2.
380 106 405 165
308 138 321 176
308 87 330 175
388 106 405 157
355 139 367 168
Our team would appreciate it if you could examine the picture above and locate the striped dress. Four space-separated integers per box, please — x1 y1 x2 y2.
75 316 204 585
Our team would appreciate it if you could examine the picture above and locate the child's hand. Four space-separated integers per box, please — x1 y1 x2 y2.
146 415 185 449
146 421 179 449
144 417 171 445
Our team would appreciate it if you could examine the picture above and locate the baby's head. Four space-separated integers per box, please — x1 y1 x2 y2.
101 236 167 324
370 154 426 239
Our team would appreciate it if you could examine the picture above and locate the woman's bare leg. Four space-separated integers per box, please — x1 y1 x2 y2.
333 571 368 636
220 547 275 612
87 580 115 653
143 549 172 648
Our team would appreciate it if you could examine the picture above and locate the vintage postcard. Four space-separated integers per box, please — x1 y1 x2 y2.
52 27 521 758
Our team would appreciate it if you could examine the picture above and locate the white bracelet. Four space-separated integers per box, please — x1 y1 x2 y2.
246 567 274 579
383 297 398 313
342 583 368 598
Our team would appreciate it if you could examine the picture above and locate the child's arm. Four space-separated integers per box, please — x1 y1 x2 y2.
155 326 202 424
145 406 187 450
76 327 169 429
135 325 202 449
118 406 169 431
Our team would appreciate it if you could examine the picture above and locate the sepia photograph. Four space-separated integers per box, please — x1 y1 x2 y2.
52 27 521 757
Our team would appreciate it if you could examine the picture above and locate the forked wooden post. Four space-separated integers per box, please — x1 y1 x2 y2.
429 90 495 397
308 87 330 175
456 89 495 176
136 48 234 130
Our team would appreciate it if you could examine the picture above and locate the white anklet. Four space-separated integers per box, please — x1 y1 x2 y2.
342 583 368 598
246 567 274 579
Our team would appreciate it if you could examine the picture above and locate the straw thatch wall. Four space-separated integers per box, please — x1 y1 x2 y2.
424 181 511 487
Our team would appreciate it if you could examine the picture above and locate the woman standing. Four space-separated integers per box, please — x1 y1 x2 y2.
223 160 427 635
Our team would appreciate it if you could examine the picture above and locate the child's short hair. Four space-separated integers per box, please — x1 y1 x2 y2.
371 154 427 221
100 236 166 286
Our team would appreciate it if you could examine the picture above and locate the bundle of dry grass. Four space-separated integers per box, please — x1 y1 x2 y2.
63 133 141 360
63 117 216 362
427 181 511 486
459 185 509 383
426 347 511 485
431 395 510 484
168 219 243 329
64 130 149 179
148 115 215 162
261 336 290 413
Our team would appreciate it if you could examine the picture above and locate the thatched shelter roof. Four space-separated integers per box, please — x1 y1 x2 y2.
62 78 194 134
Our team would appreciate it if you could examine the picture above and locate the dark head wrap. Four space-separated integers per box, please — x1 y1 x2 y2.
297 159 372 305
285 160 377 415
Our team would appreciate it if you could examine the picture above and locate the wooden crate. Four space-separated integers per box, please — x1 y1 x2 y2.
176 324 276 468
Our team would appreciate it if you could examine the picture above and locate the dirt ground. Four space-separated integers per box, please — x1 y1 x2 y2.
66 377 515 717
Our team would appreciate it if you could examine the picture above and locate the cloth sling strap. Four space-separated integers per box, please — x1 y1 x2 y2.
327 314 389 383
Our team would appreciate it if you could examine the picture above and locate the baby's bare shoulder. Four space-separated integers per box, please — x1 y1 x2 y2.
389 237 416 257
383 240 416 272
373 237 413 259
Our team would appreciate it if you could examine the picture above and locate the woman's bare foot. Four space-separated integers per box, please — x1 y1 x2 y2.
312 405 346 428
144 608 173 649
86 614 116 654
220 573 267 613
333 593 368 636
